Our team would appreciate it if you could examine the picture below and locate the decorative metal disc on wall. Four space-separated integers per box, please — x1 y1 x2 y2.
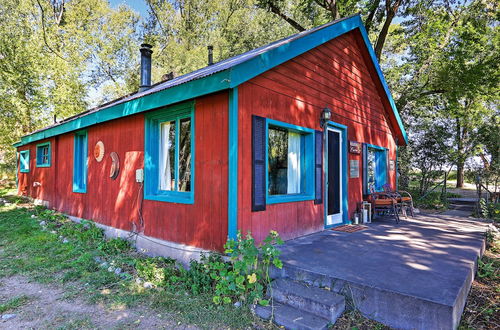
109 152 120 180
94 141 105 162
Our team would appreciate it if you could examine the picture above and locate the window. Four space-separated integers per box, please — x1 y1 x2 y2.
144 102 194 204
19 150 30 173
266 119 314 204
363 144 387 194
73 131 88 193
36 142 51 167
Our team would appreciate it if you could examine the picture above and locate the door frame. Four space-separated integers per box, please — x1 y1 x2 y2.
324 121 349 228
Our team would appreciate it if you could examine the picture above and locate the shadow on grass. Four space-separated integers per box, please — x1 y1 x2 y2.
0 199 271 329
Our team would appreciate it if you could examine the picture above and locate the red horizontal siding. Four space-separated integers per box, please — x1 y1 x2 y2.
18 92 229 251
238 30 397 243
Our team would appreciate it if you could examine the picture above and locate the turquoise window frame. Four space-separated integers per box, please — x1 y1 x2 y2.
265 119 315 204
73 130 88 193
19 150 30 173
36 142 51 167
144 101 195 204
363 143 388 194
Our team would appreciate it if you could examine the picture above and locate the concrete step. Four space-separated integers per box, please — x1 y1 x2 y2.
255 302 330 330
448 204 475 212
447 198 478 205
271 262 474 330
271 278 345 322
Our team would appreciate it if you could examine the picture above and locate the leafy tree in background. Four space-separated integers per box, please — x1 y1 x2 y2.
0 0 139 174
141 0 294 83
387 0 499 188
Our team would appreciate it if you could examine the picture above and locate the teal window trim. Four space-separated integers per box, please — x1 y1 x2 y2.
265 119 315 204
324 121 349 227
36 142 51 167
144 101 195 204
19 150 30 173
73 130 88 193
363 143 388 194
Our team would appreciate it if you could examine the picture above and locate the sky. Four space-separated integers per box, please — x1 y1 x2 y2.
109 0 149 18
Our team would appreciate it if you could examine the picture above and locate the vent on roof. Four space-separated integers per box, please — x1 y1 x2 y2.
207 45 214 65
139 43 153 92
162 72 175 82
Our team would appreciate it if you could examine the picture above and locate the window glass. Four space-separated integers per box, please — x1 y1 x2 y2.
178 117 191 192
367 149 376 190
268 126 302 195
158 117 191 193
144 103 194 204
36 143 51 166
42 146 49 164
159 121 176 191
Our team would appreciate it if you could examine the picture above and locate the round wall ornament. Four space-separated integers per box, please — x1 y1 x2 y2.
109 152 120 180
94 141 105 162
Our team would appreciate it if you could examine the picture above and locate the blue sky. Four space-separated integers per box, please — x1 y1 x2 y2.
109 0 149 17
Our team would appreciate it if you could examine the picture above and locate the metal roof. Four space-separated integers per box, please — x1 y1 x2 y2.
26 16 354 136
15 14 408 146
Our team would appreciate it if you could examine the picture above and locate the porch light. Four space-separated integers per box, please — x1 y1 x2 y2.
320 107 332 128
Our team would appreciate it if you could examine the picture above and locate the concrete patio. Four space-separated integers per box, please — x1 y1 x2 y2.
270 212 489 329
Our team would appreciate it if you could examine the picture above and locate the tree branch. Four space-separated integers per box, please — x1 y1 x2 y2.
35 0 68 62
364 0 381 34
268 2 305 31
374 0 402 61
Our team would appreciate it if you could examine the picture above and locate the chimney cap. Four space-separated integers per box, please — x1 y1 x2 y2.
140 43 153 55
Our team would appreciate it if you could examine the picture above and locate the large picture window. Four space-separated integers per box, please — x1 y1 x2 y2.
363 144 387 194
36 142 51 167
266 119 314 204
145 102 194 204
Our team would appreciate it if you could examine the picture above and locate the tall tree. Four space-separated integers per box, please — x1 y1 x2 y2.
0 0 139 174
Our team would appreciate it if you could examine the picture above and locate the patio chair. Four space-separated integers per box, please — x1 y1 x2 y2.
369 184 400 223
382 184 415 218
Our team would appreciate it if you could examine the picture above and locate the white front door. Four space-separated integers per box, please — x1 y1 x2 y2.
326 127 343 226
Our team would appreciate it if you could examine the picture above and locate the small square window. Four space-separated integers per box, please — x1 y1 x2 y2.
36 142 51 167
19 150 30 173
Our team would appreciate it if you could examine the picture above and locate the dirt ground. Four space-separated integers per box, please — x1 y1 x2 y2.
0 276 195 330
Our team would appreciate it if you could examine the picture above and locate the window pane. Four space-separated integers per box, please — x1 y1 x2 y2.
367 149 376 191
42 146 49 164
178 117 191 192
159 121 176 191
268 127 289 195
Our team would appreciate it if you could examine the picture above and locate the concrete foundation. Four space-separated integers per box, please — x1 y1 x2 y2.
67 216 210 266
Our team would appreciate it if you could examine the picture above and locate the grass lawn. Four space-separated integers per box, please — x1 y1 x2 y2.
0 188 268 329
459 230 500 329
1 186 497 329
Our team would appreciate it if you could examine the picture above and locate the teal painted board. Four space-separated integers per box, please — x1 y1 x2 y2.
228 88 238 240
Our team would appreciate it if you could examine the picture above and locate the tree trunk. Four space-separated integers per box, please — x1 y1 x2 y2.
374 0 402 61
455 117 464 188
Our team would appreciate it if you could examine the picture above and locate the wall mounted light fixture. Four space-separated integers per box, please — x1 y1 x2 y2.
320 107 332 128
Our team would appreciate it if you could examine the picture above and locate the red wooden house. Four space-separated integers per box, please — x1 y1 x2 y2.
15 15 407 261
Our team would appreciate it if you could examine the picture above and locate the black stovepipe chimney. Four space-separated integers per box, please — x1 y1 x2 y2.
139 43 153 92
